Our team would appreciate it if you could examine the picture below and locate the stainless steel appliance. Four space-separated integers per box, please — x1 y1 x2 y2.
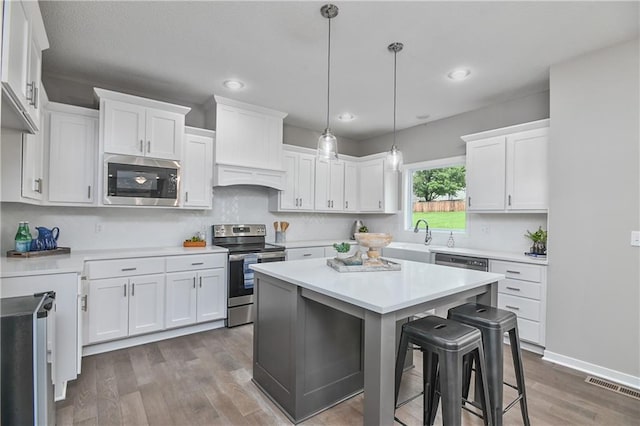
212 224 285 327
434 253 488 271
104 154 180 206
1 291 55 426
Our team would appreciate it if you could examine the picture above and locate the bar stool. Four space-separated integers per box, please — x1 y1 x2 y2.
448 303 531 426
394 315 492 426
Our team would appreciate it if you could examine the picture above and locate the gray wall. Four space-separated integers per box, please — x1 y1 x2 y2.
358 91 550 162
547 39 639 377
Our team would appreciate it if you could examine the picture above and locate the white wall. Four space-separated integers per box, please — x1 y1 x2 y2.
547 39 639 380
0 187 357 251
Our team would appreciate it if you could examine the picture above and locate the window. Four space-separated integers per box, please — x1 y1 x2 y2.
404 156 466 232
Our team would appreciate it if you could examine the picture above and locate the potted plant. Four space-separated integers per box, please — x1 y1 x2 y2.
333 242 351 259
525 226 547 255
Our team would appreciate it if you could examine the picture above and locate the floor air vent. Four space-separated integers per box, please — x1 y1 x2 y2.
585 376 640 400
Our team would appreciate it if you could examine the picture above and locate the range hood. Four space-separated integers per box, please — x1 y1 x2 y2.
208 95 288 191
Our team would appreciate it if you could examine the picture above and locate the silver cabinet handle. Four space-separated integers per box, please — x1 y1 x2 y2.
191 262 204 266
123 283 127 297
33 85 39 108
508 194 512 206
345 201 348 209
303 253 312 257
87 185 92 199
199 277 202 288
131 283 135 296
140 140 144 153
147 141 151 153
300 198 302 207
193 277 196 289
379 200 382 208
506 270 521 274
34 178 43 194
185 192 189 203
295 198 298 207
26 82 34 102
81 294 88 312
468 197 471 207
327 200 330 208
505 305 520 310
505 286 521 291
121 267 137 272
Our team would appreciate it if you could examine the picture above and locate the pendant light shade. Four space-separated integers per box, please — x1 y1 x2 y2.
317 4 339 161
386 42 404 171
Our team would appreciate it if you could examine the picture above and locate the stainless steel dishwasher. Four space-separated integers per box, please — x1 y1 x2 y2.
434 252 489 271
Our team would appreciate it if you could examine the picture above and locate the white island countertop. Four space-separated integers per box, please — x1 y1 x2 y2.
251 257 504 314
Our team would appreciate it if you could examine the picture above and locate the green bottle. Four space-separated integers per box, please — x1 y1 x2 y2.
14 221 33 252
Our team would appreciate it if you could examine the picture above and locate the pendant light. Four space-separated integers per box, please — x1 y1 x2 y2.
386 42 404 171
317 4 339 161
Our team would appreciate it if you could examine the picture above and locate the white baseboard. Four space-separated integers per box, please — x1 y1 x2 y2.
543 350 640 390
83 320 226 356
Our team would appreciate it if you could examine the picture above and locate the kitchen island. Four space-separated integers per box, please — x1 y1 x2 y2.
251 257 504 425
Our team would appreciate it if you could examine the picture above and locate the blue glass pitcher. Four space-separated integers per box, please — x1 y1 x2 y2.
32 227 60 251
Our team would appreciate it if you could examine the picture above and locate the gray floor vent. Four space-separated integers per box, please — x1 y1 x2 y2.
585 376 640 400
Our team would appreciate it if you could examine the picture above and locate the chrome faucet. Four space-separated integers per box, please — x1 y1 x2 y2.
414 219 432 245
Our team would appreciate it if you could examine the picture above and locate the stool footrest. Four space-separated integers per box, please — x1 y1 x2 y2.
394 416 409 426
395 391 424 409
461 402 486 419
503 394 525 414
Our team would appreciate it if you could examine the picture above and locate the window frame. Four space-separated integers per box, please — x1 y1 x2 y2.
402 155 467 233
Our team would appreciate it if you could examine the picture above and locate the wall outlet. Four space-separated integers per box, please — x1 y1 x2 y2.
481 225 490 235
631 231 640 247
95 223 103 233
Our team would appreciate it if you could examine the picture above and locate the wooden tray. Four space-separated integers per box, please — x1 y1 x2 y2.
183 241 206 247
327 257 401 273
7 247 71 258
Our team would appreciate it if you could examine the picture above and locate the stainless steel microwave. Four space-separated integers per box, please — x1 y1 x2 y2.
104 155 180 206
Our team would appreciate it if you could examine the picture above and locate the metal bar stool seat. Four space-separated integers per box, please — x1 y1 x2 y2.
448 303 531 426
394 315 493 426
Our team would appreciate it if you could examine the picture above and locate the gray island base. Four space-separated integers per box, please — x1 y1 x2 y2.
251 258 503 424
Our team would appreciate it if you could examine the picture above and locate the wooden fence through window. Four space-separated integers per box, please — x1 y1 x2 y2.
413 200 465 212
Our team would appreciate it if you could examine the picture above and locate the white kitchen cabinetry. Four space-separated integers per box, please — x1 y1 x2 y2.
183 127 214 208
46 103 98 205
343 160 358 212
21 129 44 200
358 157 399 213
463 119 549 212
212 96 287 189
286 247 326 261
1 0 49 133
490 260 547 350
315 159 345 212
269 147 315 211
95 88 190 160
165 254 227 328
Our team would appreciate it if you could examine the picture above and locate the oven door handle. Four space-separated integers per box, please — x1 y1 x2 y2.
256 252 286 260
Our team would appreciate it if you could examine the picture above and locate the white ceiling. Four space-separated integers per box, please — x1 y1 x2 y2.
39 1 639 141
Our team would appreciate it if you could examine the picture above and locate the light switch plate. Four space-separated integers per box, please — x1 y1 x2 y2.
631 231 640 247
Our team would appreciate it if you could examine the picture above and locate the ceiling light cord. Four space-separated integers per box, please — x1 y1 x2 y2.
392 46 397 149
326 15 332 131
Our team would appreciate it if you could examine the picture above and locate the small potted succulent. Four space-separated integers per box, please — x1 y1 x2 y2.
333 242 351 259
525 226 547 255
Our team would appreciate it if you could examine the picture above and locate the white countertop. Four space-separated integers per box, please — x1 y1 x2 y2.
251 257 504 314
281 239 357 249
1 246 228 278
427 246 548 265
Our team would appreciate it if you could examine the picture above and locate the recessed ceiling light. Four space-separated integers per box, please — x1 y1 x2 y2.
447 68 471 81
223 80 245 90
338 112 356 122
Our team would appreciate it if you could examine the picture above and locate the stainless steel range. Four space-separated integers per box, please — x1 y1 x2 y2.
212 224 285 327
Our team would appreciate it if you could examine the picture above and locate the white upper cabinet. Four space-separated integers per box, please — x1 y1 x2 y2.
211 96 287 190
463 119 549 212
358 157 398 213
274 149 315 211
95 88 190 161
1 0 48 133
21 129 44 201
343 160 359 212
315 159 345 212
46 104 98 205
183 128 214 209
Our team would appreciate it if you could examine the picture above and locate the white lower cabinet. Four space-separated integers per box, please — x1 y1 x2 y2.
286 247 326 261
165 268 226 328
490 260 547 348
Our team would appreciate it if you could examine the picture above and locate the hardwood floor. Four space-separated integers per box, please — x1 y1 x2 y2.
57 325 640 425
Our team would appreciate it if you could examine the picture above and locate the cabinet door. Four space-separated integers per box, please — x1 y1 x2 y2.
506 128 548 210
145 108 183 160
466 136 506 211
286 247 325 260
297 153 315 210
26 35 42 124
328 161 345 211
196 269 226 323
88 277 129 343
48 112 97 204
344 161 358 212
280 151 298 210
165 272 197 329
314 159 330 211
359 159 384 211
103 100 146 156
183 134 213 207
21 131 44 200
1 0 31 112
128 274 165 336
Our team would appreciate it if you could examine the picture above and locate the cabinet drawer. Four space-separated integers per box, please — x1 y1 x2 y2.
286 247 325 261
517 317 541 344
166 254 226 272
498 279 541 300
86 257 165 279
498 294 541 322
490 260 542 283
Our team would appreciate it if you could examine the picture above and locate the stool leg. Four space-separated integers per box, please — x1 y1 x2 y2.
482 328 505 426
462 353 473 403
473 343 493 426
423 351 439 426
509 327 531 426
439 351 463 426
395 330 410 408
